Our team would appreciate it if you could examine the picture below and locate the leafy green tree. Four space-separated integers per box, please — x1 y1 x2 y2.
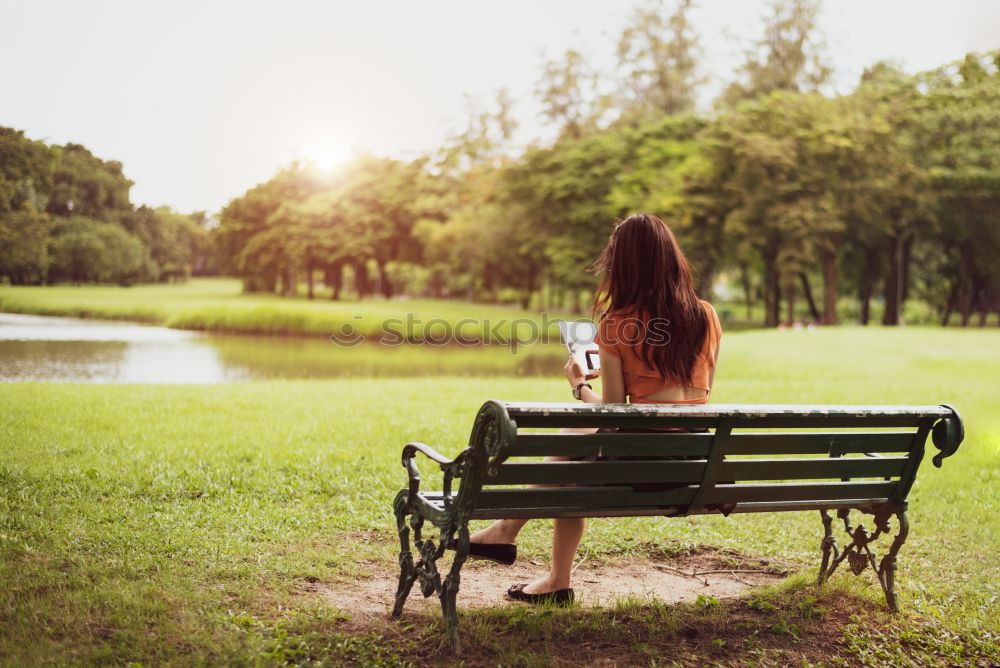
46 144 133 223
0 127 57 284
216 163 324 293
721 0 831 106
506 128 635 310
0 207 52 284
837 63 931 326
914 51 1000 325
0 127 56 214
124 206 205 281
536 48 608 140
327 156 430 298
703 93 800 325
606 114 724 296
616 0 704 119
47 217 150 285
440 88 519 172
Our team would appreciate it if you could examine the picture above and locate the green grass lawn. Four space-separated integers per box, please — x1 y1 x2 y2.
2 327 999 665
0 278 574 341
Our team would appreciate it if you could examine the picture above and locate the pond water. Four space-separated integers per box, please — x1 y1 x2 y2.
0 313 566 383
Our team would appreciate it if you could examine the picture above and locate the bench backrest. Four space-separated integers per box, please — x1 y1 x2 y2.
456 402 963 518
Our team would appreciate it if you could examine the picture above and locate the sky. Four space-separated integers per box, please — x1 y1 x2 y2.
3 0 998 214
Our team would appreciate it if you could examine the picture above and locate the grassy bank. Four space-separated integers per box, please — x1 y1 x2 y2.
5 279 995 339
2 327 999 664
0 278 573 341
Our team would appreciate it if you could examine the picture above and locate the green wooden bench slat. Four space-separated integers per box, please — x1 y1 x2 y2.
724 432 915 455
503 402 951 420
707 481 896 504
720 456 909 480
485 454 906 486
418 491 891 519
463 480 895 511
472 485 697 509
725 417 924 429
510 432 713 458
487 460 706 485
459 499 892 519
511 414 923 430
512 415 719 429
509 432 915 458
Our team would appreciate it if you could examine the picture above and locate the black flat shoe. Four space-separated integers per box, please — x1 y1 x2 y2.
467 542 517 565
507 583 574 605
449 538 517 565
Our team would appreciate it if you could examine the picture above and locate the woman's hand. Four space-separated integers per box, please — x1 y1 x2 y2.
563 353 585 387
563 351 601 388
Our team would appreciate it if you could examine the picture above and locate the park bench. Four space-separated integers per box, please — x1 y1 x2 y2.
390 401 964 648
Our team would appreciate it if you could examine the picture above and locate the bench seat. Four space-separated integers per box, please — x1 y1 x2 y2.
415 488 897 519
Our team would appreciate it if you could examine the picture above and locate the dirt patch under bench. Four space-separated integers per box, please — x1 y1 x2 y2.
315 548 790 618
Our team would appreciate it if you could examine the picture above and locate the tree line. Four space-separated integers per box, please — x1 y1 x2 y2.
216 0 1000 327
0 133 210 285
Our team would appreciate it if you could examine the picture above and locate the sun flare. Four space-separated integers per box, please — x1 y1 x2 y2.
307 144 352 171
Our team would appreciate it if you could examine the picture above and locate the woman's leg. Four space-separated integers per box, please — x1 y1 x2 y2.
521 516 586 594
469 427 596 545
468 517 527 545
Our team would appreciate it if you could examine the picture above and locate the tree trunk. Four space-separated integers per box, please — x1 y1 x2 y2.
798 272 821 322
882 235 903 326
958 245 974 327
739 261 753 319
354 260 371 298
763 249 780 327
785 278 797 325
306 260 315 300
940 284 957 326
521 269 539 310
858 247 878 325
696 260 715 301
900 236 913 304
325 262 344 300
821 253 837 325
377 260 393 299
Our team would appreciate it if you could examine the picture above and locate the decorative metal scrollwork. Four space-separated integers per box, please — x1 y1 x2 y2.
931 404 964 468
469 401 516 477
817 504 909 611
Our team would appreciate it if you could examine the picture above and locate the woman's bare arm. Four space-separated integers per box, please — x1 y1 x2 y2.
594 348 624 403
563 348 625 404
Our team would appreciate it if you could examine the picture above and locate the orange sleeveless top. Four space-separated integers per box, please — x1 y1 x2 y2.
595 300 722 404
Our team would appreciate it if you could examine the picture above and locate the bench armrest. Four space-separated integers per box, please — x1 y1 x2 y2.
400 442 466 512
931 404 964 468
402 442 453 467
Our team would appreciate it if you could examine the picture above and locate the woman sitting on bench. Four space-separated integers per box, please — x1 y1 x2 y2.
469 213 723 604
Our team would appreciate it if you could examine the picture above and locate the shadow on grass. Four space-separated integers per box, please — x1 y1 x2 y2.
291 575 995 667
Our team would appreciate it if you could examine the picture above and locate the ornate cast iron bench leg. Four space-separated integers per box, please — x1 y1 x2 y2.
391 491 417 617
391 492 467 650
440 524 470 651
878 508 908 612
817 509 839 584
816 504 909 612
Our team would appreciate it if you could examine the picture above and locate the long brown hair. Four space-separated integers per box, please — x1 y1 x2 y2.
591 213 708 384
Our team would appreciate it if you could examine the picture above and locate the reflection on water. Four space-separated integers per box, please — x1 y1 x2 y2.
0 313 565 383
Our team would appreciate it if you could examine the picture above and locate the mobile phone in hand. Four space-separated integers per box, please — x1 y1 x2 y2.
557 320 601 374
